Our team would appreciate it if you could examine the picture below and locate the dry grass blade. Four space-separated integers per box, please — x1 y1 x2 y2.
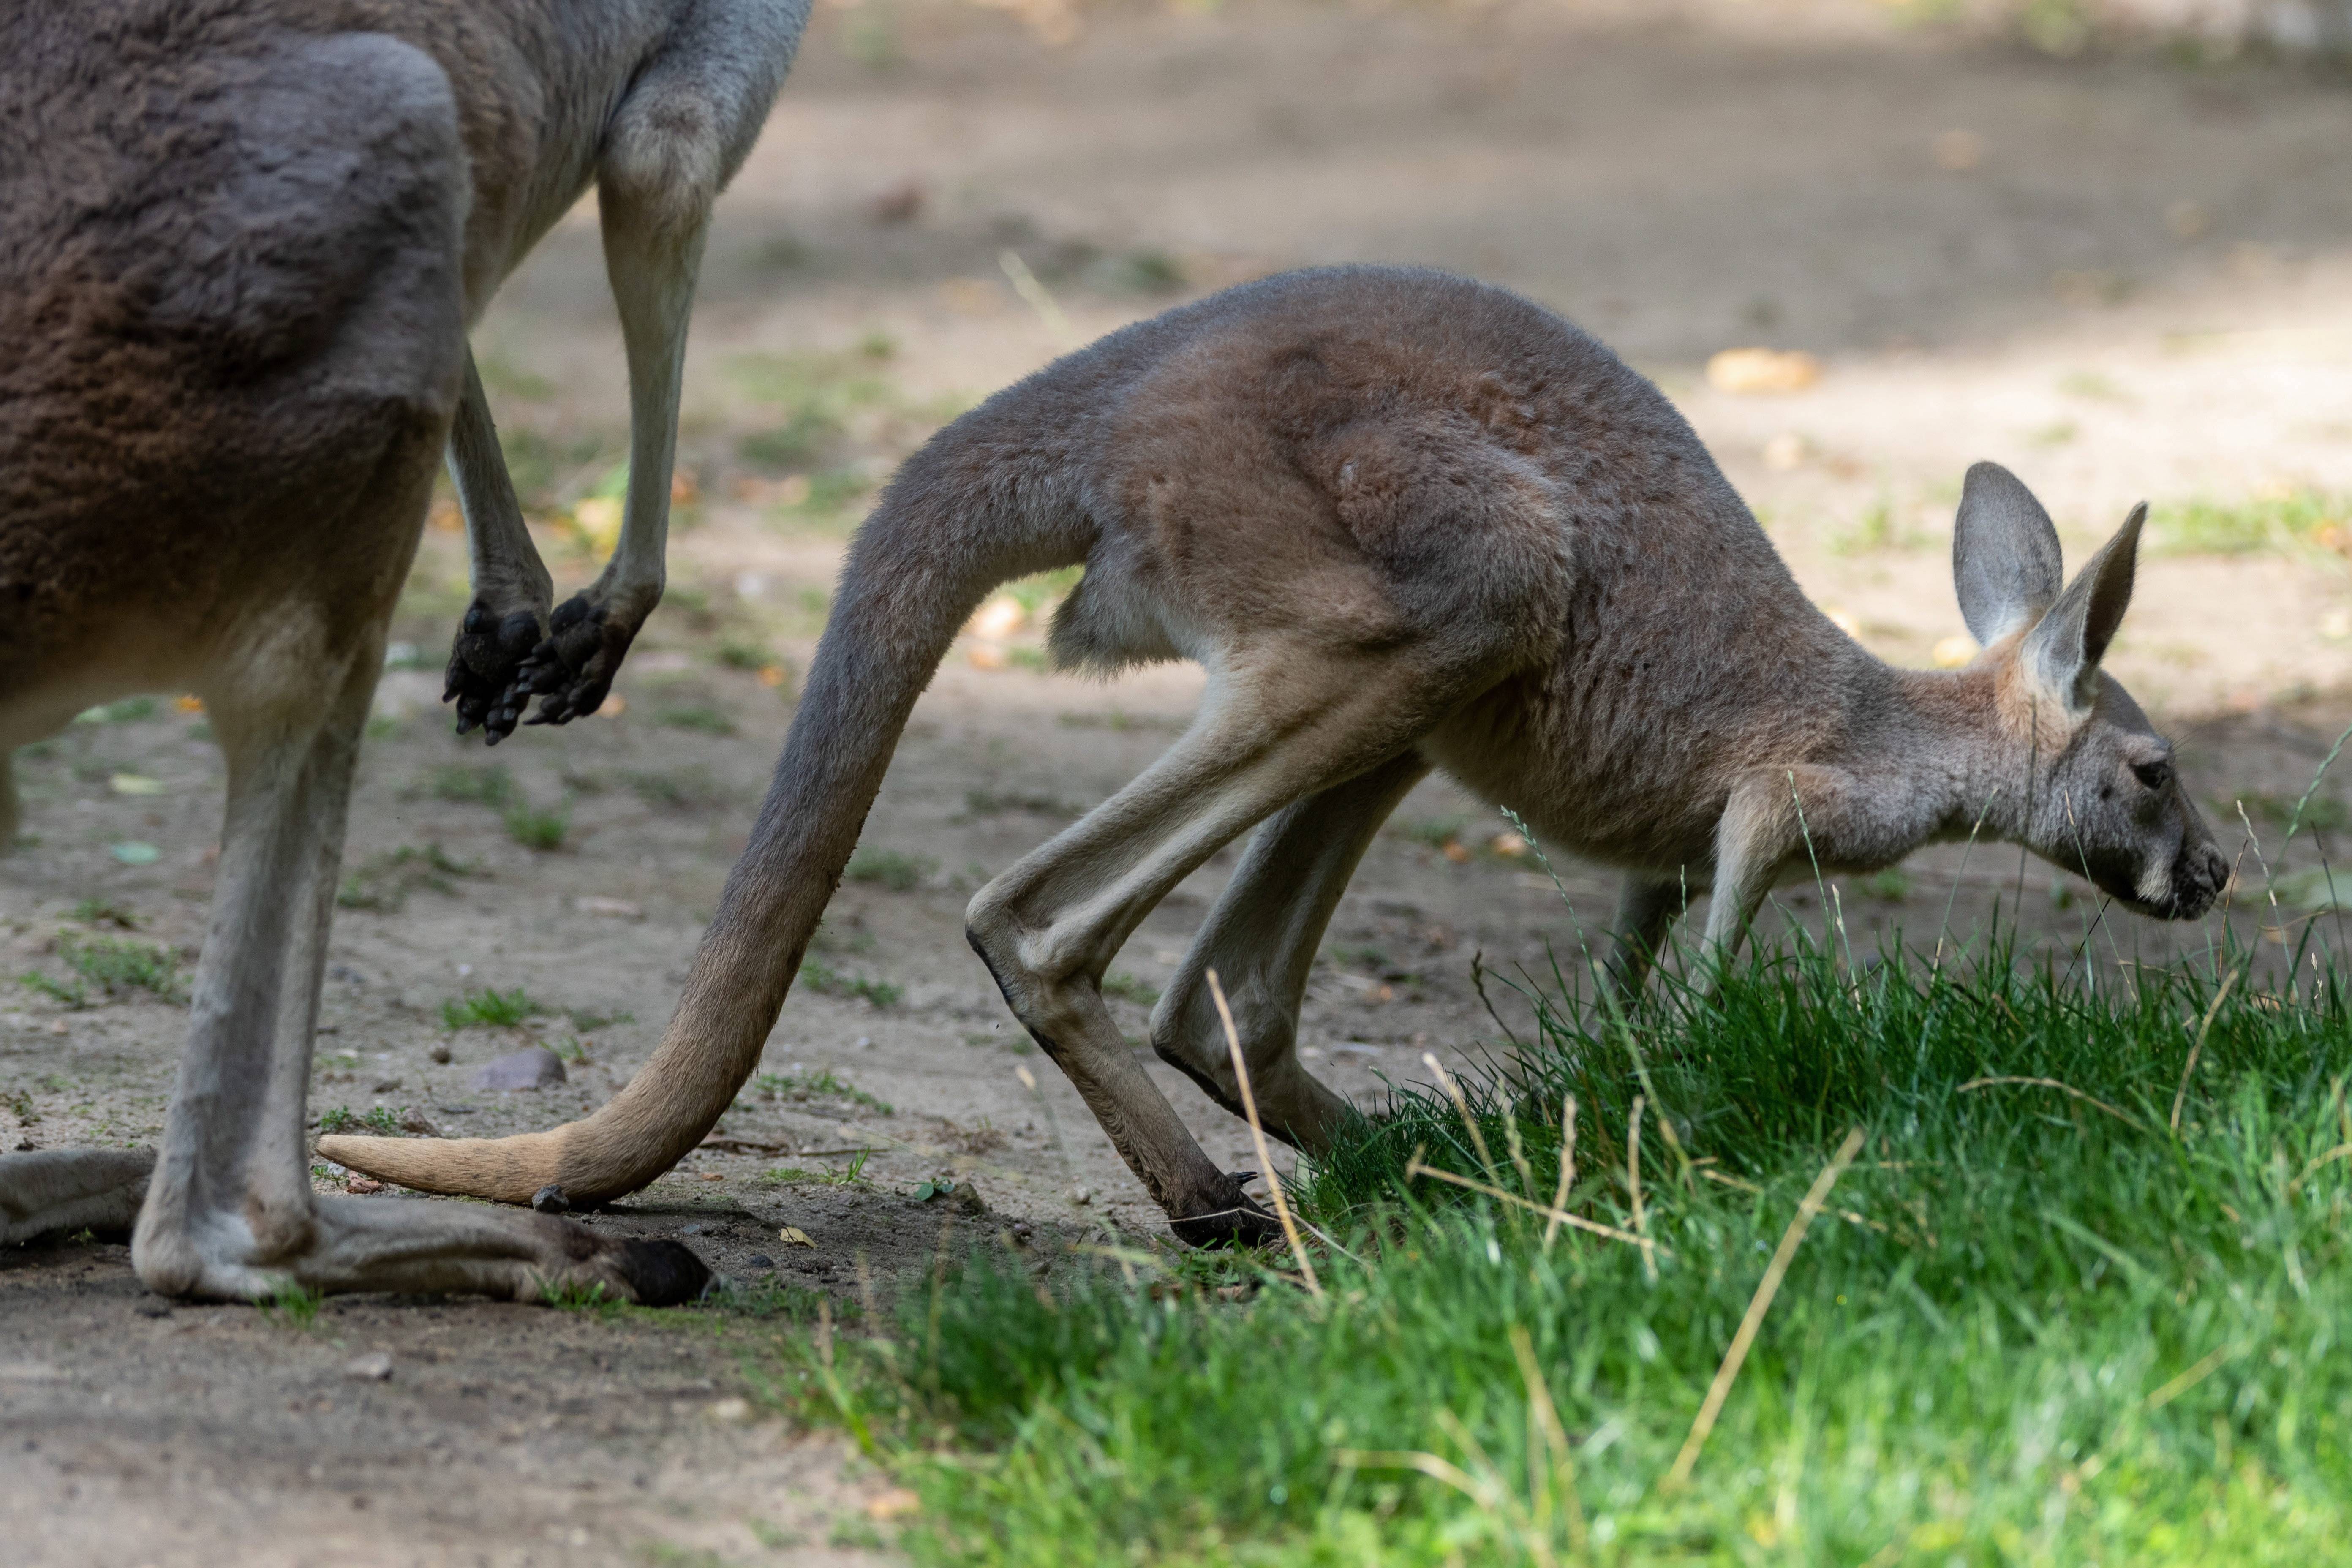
2146 1343 2237 1410
1206 969 1322 1299
1663 1125 1867 1491
1628 1094 1655 1283
1542 1093 1578 1254
2170 969 2239 1135
1334 1448 1499 1508
1423 1051 1504 1190
1957 1076 2146 1131
1502 1112 1537 1199
1406 1160 1666 1257
1509 1322 1588 1552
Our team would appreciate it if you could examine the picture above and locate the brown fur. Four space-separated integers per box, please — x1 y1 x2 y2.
328 268 2228 1242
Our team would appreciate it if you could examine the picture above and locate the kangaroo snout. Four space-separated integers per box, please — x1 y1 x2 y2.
2168 840 2231 921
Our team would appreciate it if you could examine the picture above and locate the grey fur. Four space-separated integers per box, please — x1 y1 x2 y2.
0 0 797 1300
328 267 2231 1243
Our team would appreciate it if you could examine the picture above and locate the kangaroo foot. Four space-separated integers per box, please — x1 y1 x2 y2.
444 597 549 744
1165 1171 1288 1250
517 586 650 727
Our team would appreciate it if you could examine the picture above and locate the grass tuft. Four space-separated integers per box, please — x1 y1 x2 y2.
765 926 2352 1566
745 1067 893 1116
845 846 934 891
440 987 546 1030
503 799 571 851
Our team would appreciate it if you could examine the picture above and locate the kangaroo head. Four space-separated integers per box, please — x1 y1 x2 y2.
1952 462 2229 920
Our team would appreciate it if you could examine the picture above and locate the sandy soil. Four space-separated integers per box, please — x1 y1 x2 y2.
8 2 2352 1563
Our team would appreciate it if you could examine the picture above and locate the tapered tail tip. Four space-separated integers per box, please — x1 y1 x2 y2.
319 1131 569 1206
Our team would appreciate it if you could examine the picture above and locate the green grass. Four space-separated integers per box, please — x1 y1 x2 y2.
337 843 480 912
799 959 903 1010
756 926 2352 1566
73 697 157 725
760 1151 875 1187
745 1067 893 1117
415 762 517 808
259 1281 324 1330
727 345 898 475
27 935 186 1005
656 705 738 737
2147 488 2348 558
962 788 1083 821
440 987 546 1030
503 799 571 850
624 765 728 812
846 846 934 892
18 971 87 1008
716 637 779 671
1101 971 1161 1005
316 1105 407 1136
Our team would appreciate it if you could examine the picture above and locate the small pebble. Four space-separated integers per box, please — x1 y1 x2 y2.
343 1353 394 1382
531 1184 571 1214
427 1043 452 1064
474 1047 566 1092
745 1254 774 1270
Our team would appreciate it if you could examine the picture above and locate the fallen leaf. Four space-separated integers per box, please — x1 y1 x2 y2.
866 1488 921 1521
778 1225 815 1247
108 773 165 796
1706 348 1821 395
573 896 644 920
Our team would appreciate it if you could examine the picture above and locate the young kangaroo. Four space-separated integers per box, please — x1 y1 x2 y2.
0 0 806 1298
326 266 2229 1245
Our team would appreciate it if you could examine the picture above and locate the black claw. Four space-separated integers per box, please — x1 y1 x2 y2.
610 1237 711 1307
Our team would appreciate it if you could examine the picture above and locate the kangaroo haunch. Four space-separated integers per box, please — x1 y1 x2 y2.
326 267 2228 1247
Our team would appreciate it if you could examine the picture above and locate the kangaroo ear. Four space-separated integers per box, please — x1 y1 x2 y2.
2023 502 2145 710
1952 462 2064 644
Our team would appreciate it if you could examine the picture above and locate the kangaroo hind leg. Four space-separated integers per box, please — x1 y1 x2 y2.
965 644 1479 1246
1150 751 1433 1158
1604 875 1688 1002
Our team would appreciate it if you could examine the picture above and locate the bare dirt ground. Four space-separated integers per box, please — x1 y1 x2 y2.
8 2 2352 1562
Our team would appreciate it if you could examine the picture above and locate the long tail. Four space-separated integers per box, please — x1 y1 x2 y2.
322 460 1086 1203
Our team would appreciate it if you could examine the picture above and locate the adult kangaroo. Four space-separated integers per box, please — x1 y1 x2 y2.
326 267 2229 1245
0 0 807 1299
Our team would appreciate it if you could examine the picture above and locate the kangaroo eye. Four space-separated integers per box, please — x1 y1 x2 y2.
2132 759 2172 791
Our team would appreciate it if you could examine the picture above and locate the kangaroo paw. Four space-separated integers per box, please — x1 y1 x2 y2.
518 589 648 727
1166 1176 1288 1250
444 598 549 744
606 1237 713 1306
